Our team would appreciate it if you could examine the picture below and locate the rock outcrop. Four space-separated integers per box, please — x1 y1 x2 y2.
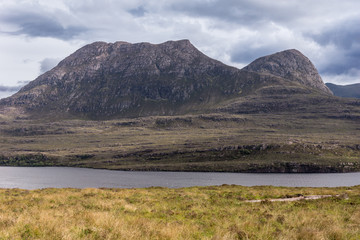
243 49 332 94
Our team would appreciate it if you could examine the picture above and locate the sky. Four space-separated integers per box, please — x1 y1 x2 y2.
0 0 359 98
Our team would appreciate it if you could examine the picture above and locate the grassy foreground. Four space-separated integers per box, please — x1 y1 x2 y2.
0 185 359 239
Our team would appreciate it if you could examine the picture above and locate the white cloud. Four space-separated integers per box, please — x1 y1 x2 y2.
0 35 83 86
323 69 360 85
0 91 17 99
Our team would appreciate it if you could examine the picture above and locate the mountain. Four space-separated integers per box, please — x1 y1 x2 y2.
326 83 360 98
1 40 360 173
0 40 336 120
243 49 332 94
1 40 242 119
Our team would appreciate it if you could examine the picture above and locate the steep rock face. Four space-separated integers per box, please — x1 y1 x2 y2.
243 49 332 94
2 40 243 118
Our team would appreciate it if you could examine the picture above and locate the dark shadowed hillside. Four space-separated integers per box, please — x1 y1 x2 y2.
326 83 360 99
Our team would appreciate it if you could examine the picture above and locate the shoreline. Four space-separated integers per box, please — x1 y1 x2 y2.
1 161 359 173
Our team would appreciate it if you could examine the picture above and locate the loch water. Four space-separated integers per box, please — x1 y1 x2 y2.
0 166 359 189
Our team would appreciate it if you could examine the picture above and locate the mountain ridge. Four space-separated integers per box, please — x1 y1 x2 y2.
0 40 336 119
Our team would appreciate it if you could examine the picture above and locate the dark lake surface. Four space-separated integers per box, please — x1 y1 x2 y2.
0 167 359 189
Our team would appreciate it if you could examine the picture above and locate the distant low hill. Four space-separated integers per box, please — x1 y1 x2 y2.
326 83 360 99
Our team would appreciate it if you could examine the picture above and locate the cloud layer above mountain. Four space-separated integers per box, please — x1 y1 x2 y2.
0 0 359 96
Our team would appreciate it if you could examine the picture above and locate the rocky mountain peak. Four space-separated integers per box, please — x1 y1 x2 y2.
18 39 228 92
2 39 239 119
242 49 332 94
58 39 196 67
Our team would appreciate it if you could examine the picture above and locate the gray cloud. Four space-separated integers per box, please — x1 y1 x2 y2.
17 80 30 85
1 10 87 40
231 46 283 65
0 85 22 92
169 0 306 26
308 17 360 76
319 56 360 76
40 58 60 73
310 19 360 49
128 6 147 17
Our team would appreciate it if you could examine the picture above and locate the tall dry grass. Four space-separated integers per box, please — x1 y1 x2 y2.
0 185 359 239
